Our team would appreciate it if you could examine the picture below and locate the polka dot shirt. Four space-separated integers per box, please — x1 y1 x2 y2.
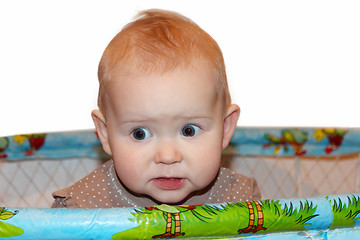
51 160 261 209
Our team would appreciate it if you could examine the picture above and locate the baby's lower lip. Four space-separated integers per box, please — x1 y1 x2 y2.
152 177 185 190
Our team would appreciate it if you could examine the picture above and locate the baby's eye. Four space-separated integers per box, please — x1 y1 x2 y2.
181 124 201 137
132 128 151 140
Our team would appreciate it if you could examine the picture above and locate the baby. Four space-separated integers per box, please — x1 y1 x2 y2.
52 9 260 208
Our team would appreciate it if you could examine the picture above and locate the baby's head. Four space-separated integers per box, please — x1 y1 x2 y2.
92 9 240 204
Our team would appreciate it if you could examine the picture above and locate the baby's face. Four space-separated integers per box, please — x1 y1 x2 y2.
103 65 227 204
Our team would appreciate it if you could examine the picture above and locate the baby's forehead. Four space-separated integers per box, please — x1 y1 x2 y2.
105 65 220 101
103 69 225 121
99 58 227 115
109 59 218 85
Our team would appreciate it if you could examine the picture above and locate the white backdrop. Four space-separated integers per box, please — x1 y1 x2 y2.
1 0 359 136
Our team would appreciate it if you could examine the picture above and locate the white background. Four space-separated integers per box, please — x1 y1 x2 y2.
1 0 359 136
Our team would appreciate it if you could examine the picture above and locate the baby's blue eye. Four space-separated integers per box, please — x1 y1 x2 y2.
132 128 151 140
182 125 201 137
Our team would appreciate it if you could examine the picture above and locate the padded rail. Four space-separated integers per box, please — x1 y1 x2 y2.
1 128 360 161
1 193 360 239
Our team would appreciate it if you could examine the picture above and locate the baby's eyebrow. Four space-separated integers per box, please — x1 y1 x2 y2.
119 115 212 125
115 111 152 123
180 116 213 122
118 118 150 125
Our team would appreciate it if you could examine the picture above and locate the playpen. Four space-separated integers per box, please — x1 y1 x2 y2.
1 127 360 239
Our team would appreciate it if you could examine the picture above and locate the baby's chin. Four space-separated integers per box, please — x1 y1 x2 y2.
147 190 194 205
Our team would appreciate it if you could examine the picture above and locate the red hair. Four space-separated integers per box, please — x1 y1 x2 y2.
98 9 231 113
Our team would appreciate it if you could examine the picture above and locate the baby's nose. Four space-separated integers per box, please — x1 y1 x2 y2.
154 142 182 164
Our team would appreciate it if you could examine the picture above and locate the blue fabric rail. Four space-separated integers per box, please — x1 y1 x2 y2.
0 130 108 161
1 127 360 161
1 193 360 239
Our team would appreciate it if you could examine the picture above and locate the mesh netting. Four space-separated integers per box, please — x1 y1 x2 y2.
0 158 106 207
223 153 359 199
1 154 358 208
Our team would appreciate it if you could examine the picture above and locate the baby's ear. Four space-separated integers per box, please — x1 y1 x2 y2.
222 104 240 149
92 110 112 156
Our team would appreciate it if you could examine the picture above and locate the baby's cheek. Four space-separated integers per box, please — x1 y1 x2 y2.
198 142 222 163
113 159 136 182
192 158 220 184
116 168 143 193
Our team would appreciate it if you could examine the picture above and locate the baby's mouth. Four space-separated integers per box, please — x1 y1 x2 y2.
152 177 185 190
